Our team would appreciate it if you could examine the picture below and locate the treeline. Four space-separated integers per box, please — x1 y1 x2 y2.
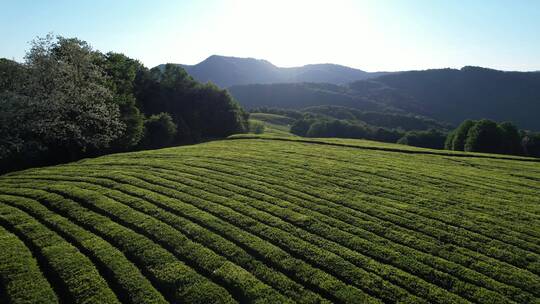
290 118 447 148
0 35 248 173
301 105 451 131
291 117 540 157
253 106 449 148
291 118 405 143
252 105 450 132
445 119 540 157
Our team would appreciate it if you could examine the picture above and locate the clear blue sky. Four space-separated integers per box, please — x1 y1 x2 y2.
1 0 539 71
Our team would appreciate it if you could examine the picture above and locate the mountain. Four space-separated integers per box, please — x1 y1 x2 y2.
358 66 540 130
230 66 540 130
229 82 392 112
160 55 388 87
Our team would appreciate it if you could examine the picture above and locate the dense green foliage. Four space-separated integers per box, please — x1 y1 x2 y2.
291 118 403 144
446 119 539 157
397 129 447 149
0 136 538 303
0 36 125 172
253 106 450 148
0 36 248 174
139 113 178 149
446 120 476 151
135 64 248 143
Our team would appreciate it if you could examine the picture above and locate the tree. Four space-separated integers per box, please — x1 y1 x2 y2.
135 64 248 143
306 121 330 138
99 52 145 149
140 113 177 149
522 132 540 157
290 118 314 136
1 35 124 172
464 119 502 153
498 121 522 155
444 130 455 150
0 59 26 92
451 120 475 151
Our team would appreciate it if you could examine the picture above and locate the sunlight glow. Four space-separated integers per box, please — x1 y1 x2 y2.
1 0 539 71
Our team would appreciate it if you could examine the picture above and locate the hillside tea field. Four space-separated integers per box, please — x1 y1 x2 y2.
0 136 539 304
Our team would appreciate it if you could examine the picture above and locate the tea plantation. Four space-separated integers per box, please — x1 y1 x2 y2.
0 135 539 304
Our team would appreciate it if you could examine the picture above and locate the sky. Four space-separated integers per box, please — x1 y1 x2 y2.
1 0 539 72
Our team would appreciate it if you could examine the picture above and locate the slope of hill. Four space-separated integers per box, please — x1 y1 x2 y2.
1 136 539 303
230 67 540 130
301 105 452 131
229 82 393 112
161 55 387 87
248 113 295 136
353 66 540 130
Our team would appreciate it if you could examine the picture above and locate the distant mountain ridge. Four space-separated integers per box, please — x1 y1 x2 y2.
158 55 390 87
230 66 540 130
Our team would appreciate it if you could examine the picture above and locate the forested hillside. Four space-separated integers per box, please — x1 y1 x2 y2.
358 67 540 130
229 67 540 131
229 83 390 112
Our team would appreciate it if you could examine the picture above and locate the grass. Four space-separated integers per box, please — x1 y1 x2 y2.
0 135 539 303
248 113 295 136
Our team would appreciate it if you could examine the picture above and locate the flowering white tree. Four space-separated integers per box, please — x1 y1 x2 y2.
0 35 125 171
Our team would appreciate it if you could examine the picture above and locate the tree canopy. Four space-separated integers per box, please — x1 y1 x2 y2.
0 35 248 173
1 35 124 171
446 119 539 157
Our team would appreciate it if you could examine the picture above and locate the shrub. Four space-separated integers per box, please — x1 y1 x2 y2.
249 120 265 134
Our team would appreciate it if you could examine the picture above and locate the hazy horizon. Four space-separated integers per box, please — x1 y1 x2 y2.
2 0 540 72
168 54 540 73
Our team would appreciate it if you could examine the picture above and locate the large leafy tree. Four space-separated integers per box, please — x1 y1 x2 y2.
98 52 145 149
498 121 522 155
464 119 502 153
450 120 475 151
139 112 178 149
0 35 124 172
447 119 527 156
